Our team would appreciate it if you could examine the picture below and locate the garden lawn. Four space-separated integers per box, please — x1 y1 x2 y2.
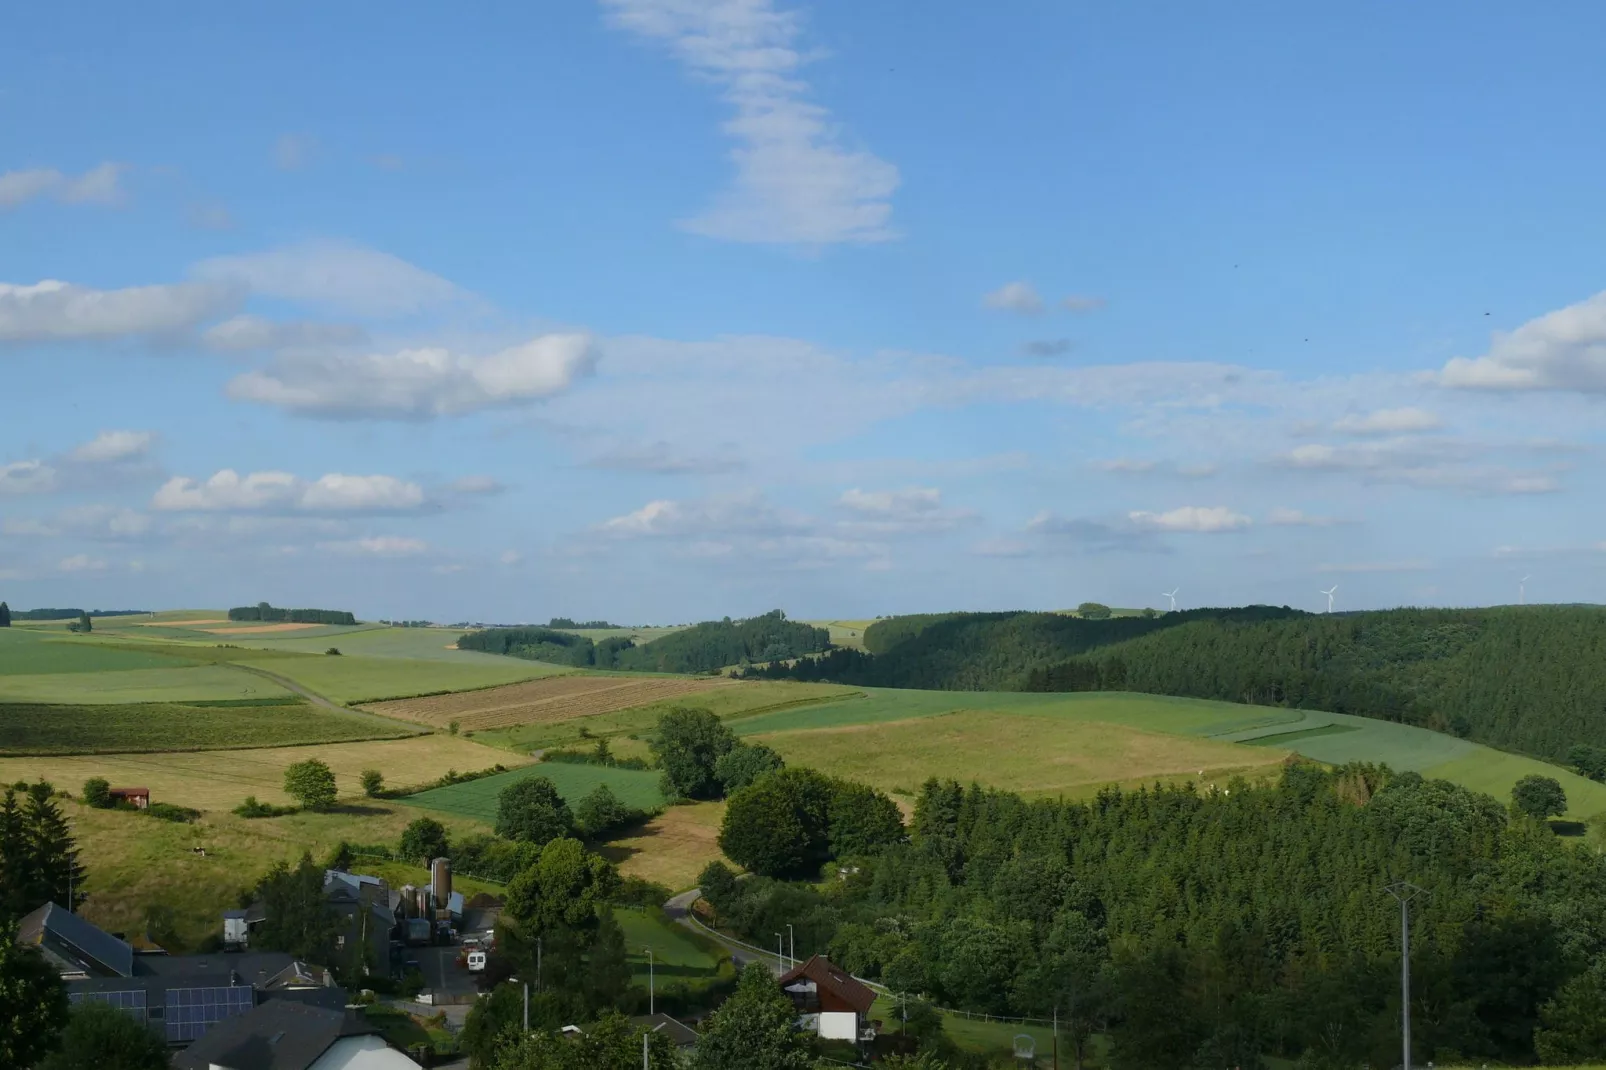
399 762 665 822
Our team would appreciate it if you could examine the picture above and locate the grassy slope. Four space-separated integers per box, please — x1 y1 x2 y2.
750 710 1289 800
0 701 414 755
0 664 292 703
616 906 725 986
232 652 571 705
0 628 188 674
596 801 727 891
401 761 666 821
734 687 1606 819
0 735 525 809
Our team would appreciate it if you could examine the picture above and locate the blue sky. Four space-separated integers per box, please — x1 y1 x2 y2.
3 1 1605 623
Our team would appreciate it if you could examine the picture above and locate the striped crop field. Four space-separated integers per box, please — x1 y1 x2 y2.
362 674 736 731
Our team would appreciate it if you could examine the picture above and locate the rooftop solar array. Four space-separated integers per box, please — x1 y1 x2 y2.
70 989 147 1019
164 985 255 1044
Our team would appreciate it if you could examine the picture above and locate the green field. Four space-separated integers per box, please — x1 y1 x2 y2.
400 761 667 821
0 699 416 755
0 664 292 704
733 687 1606 819
616 907 727 987
0 628 190 675
234 653 571 705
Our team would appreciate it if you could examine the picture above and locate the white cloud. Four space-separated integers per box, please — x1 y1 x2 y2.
151 470 425 513
601 0 898 245
1332 407 1442 435
320 535 429 556
274 134 315 171
433 562 466 574
983 281 1044 315
227 334 597 418
448 475 505 495
1437 290 1606 393
1022 338 1072 357
1316 560 1430 574
58 554 108 573
1060 295 1106 313
0 163 125 209
837 486 977 534
0 459 58 495
1266 507 1344 527
499 550 523 566
5 505 152 539
1276 438 1563 495
1128 505 1252 533
0 279 237 342
201 314 365 352
584 443 743 475
68 430 154 464
195 241 461 317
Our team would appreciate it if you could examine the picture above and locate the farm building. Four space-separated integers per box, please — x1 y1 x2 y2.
779 955 878 1041
18 902 342 1045
107 786 149 809
172 999 421 1070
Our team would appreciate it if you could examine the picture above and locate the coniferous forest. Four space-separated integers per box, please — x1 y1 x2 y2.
704 762 1606 1068
745 606 1606 761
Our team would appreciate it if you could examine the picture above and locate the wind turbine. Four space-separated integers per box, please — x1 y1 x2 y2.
1519 575 1530 605
1320 585 1338 613
1162 588 1179 612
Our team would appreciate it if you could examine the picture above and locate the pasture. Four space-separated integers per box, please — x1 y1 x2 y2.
401 761 666 822
598 801 728 890
233 652 569 705
470 679 854 753
0 628 190 675
804 619 876 650
0 734 524 810
0 664 291 704
364 674 734 732
749 710 1290 800
0 700 414 755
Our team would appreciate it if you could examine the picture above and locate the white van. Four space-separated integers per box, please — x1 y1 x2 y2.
466 950 487 973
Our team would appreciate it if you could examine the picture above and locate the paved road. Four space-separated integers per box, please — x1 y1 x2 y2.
663 888 781 974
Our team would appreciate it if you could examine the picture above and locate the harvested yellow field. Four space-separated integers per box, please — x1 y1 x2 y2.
362 674 734 731
598 801 729 890
202 622 324 634
0 734 527 811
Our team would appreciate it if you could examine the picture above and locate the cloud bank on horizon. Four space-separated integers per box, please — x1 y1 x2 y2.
3 0 1605 619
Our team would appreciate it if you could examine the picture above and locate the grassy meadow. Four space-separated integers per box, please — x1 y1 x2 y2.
0 734 524 810
616 906 727 986
749 709 1291 801
235 652 570 705
0 663 293 703
0 700 415 755
401 761 667 821
596 801 727 891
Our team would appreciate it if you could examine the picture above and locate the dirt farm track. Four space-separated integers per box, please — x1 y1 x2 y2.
360 674 735 731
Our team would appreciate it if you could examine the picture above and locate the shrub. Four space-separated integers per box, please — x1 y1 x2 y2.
325 647 342 656
360 769 384 797
145 802 201 823
81 778 112 809
448 720 460 736
234 796 297 818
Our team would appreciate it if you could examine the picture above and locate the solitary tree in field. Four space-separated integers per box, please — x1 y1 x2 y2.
81 778 112 809
359 769 383 797
0 602 10 627
1512 774 1568 821
283 759 337 811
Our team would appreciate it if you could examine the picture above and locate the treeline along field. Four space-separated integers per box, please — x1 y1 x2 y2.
747 605 1606 762
228 601 357 625
462 609 829 674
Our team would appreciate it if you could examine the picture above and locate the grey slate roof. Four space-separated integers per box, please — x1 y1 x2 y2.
17 902 134 978
630 1013 700 1048
171 1000 379 1070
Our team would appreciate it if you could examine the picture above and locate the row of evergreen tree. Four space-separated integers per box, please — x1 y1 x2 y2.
701 761 1606 1068
227 602 357 624
0 783 85 919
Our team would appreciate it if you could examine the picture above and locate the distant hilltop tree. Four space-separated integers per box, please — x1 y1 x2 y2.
1077 602 1113 619
229 602 357 625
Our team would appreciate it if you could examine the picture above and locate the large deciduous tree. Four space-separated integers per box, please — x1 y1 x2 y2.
496 777 574 846
252 853 340 965
718 767 833 878
282 759 337 811
38 998 170 1070
651 707 735 800
0 919 69 1070
691 963 812 1070
399 816 449 865
1511 774 1567 820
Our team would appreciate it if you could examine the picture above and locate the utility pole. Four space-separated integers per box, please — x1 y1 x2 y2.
1053 1006 1059 1070
644 946 655 1016
1385 882 1424 1070
775 932 784 972
643 1031 649 1070
787 923 795 969
522 980 529 1033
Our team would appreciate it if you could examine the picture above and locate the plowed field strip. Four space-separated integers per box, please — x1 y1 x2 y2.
362 675 732 730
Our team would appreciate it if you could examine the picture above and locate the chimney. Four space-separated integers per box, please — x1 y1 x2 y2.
430 857 452 904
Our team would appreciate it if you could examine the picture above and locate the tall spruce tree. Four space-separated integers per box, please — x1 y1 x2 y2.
23 788 86 912
0 601 11 627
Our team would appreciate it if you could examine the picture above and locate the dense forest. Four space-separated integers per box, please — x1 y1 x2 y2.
228 602 357 625
703 763 1606 1068
463 610 829 674
745 605 1606 762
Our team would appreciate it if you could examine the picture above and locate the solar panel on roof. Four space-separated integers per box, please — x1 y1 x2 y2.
163 985 255 1044
70 989 147 1020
